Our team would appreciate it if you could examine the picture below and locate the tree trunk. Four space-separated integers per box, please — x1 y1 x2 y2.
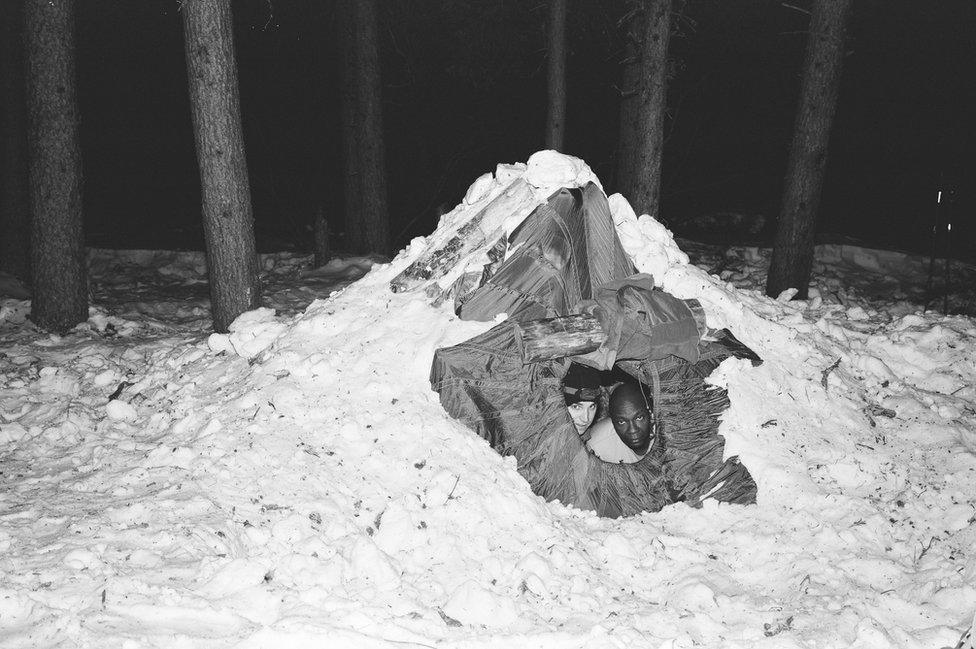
545 0 568 151
25 0 86 332
614 5 641 196
337 0 390 255
625 0 671 220
182 0 260 333
766 0 851 300
1 0 31 285
313 205 330 267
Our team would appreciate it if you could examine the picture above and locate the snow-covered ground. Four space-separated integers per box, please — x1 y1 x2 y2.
2 153 974 648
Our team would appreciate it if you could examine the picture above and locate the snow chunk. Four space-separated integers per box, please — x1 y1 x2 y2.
198 558 272 598
776 287 799 302
207 332 234 354
525 150 600 189
93 369 118 388
144 445 196 469
105 400 138 422
0 298 29 324
0 422 29 444
62 548 102 571
442 580 519 628
464 172 496 205
670 580 717 611
846 305 870 320
213 307 288 359
343 537 401 593
610 192 689 281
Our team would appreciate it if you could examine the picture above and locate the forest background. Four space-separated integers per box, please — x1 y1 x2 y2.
63 0 976 254
2 0 975 333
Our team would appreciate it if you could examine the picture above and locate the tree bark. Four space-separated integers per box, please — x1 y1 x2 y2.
515 313 605 364
614 5 641 196
766 0 851 300
1 0 31 285
182 0 260 333
313 205 330 267
514 298 707 365
624 0 672 220
337 0 390 255
545 0 568 151
25 0 86 332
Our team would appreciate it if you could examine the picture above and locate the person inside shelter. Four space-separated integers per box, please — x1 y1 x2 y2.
585 381 655 464
561 362 603 440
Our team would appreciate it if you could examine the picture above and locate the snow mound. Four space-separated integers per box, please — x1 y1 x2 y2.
1 151 974 648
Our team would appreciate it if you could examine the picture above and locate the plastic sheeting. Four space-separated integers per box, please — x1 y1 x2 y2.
430 183 757 516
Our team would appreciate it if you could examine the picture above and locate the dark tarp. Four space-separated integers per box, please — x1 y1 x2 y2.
430 183 757 517
572 273 705 370
455 183 635 321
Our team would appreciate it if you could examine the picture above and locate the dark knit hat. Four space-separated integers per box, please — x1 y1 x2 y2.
562 363 601 405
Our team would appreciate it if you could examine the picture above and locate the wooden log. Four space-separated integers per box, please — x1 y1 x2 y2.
514 297 707 365
514 313 606 364
389 178 534 294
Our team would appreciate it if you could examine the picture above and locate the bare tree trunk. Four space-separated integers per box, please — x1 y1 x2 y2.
337 0 390 254
545 0 568 151
614 6 641 195
626 0 671 220
25 0 86 332
182 0 260 333
766 0 851 300
313 205 330 267
1 0 31 286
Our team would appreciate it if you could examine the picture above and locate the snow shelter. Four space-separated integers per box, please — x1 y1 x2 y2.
402 182 759 517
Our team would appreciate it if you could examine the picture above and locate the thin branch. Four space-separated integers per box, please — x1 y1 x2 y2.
781 2 811 16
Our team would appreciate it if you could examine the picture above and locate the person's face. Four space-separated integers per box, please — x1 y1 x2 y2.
568 401 597 434
610 396 652 453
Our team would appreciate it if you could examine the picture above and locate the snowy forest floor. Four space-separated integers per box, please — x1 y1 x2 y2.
2 229 975 649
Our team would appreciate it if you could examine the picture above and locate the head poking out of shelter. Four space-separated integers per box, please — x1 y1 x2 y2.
401 180 760 517
561 363 602 435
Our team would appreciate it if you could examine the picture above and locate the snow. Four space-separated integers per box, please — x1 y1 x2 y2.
1 152 975 648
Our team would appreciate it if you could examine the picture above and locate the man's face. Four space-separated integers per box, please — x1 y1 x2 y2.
610 395 652 453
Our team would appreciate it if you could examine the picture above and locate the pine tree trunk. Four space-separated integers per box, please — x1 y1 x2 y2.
1 0 31 286
337 0 390 255
25 0 86 332
614 7 641 195
313 205 330 267
182 0 260 333
766 0 851 300
545 0 568 151
627 0 671 220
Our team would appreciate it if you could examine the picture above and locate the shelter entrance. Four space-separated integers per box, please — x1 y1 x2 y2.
406 183 759 517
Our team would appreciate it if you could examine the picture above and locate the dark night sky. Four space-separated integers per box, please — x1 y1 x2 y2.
71 0 976 257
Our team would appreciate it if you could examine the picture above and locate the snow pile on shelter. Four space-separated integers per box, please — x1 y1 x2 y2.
0 151 974 647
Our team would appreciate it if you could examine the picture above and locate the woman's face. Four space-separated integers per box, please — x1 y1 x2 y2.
568 401 598 434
